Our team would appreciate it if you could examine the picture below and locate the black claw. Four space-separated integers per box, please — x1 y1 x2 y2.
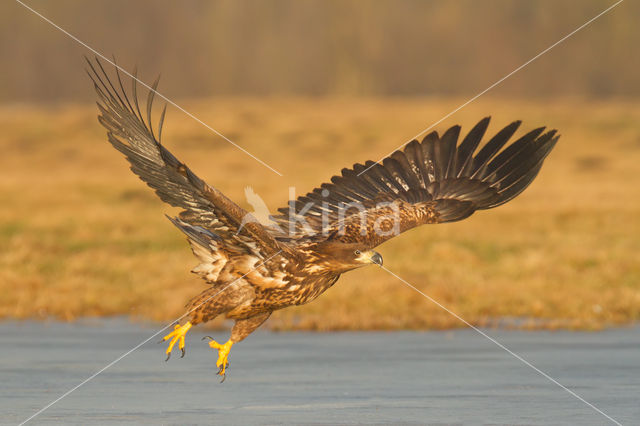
180 348 185 358
216 363 230 383
165 352 171 362
202 336 213 341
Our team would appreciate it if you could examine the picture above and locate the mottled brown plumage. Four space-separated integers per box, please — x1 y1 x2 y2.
88 58 558 377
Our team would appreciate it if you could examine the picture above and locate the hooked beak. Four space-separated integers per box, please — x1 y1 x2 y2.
355 250 383 267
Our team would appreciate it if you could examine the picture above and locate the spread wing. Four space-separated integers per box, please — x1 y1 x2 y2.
272 117 558 248
87 58 283 281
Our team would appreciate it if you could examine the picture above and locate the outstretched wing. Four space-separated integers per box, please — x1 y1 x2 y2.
272 117 558 248
87 57 283 276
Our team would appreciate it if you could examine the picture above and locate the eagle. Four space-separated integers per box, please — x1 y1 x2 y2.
87 58 558 380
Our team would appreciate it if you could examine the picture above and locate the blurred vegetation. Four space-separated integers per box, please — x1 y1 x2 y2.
1 0 638 102
0 97 639 329
1 1 638 330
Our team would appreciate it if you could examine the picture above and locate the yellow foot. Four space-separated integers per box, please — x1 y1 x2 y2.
161 321 192 361
203 337 234 382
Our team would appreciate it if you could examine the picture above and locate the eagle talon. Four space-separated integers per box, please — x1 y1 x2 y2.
207 338 234 379
161 322 192 361
217 362 229 383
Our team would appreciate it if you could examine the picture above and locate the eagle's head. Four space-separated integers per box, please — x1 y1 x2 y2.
311 241 383 272
353 248 383 267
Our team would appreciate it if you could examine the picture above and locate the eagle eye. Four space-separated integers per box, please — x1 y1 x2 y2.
354 250 361 256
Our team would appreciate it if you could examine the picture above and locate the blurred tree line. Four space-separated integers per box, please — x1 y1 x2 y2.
1 0 637 102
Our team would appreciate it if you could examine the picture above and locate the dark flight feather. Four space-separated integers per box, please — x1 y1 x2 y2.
86 56 282 258
272 116 558 248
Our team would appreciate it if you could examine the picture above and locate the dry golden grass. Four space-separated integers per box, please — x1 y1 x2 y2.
1 96 639 330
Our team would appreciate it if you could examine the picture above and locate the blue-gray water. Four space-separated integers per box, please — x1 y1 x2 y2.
2 319 638 425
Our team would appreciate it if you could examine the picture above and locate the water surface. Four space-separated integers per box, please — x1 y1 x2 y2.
2 319 638 425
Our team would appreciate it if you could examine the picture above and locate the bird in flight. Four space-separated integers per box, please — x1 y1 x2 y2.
87 58 558 381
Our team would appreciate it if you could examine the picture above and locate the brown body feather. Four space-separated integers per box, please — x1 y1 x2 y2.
88 58 558 343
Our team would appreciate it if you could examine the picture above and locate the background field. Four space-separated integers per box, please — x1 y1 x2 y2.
2 0 639 331
1 96 639 330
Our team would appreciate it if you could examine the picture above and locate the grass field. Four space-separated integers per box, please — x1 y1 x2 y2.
1 96 639 330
